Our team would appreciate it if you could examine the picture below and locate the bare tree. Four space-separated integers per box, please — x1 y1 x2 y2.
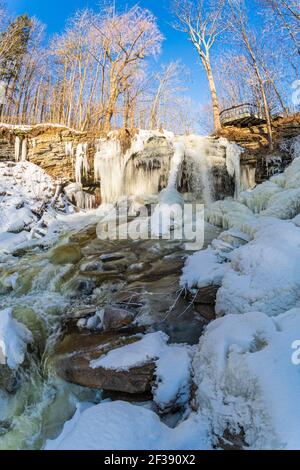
91 5 163 132
263 0 300 55
227 0 274 150
173 0 227 133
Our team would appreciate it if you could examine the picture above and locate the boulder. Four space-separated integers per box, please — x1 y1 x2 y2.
49 243 82 265
102 306 136 331
0 365 18 394
53 332 155 395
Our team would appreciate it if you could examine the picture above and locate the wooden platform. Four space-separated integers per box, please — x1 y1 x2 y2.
220 104 266 127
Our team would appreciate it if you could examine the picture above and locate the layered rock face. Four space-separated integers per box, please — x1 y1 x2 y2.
0 124 242 206
0 124 93 181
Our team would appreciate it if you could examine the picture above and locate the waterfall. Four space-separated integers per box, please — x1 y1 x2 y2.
92 131 242 206
94 130 174 203
75 144 89 184
151 140 185 236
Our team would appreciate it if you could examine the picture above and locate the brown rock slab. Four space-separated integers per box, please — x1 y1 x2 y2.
53 332 155 395
102 306 136 331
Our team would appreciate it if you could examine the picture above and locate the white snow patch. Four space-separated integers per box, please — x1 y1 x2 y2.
90 331 193 411
193 309 300 449
0 308 33 369
45 401 212 450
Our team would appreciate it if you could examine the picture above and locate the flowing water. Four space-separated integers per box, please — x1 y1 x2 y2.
0 218 220 450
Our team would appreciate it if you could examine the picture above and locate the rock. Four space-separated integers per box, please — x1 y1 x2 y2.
102 306 136 331
100 253 125 262
49 243 82 265
193 285 219 306
0 366 18 394
53 332 155 394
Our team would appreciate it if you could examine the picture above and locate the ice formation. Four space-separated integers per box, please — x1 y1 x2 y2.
94 130 174 203
240 164 256 191
64 183 96 211
93 131 241 205
65 142 73 158
21 138 27 162
75 144 89 184
223 139 243 199
0 308 33 369
151 140 185 237
14 136 21 162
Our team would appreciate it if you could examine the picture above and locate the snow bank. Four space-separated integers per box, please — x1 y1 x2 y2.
193 309 300 449
181 247 229 289
0 308 32 369
216 219 300 317
45 401 212 451
0 162 78 255
91 331 193 411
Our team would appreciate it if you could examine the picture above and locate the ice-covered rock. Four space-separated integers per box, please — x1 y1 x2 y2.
91 331 194 411
0 308 33 370
216 219 300 317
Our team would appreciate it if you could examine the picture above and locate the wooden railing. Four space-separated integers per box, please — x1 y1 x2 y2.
220 103 265 125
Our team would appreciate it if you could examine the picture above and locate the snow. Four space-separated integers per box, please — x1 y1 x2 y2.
45 401 212 451
193 309 300 449
216 218 300 317
181 247 228 289
91 331 193 411
0 308 33 369
0 161 80 255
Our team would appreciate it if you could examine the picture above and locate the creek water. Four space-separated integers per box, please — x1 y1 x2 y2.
0 218 220 450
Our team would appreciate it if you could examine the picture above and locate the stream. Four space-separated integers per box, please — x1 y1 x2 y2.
0 217 220 450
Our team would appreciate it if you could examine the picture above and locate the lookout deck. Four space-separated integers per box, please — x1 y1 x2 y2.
220 103 266 127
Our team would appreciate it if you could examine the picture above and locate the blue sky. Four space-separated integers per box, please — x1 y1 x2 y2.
7 0 211 105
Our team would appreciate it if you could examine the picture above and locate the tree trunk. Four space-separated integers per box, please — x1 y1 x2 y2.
204 57 222 133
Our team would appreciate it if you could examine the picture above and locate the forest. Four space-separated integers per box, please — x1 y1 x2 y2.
0 0 299 137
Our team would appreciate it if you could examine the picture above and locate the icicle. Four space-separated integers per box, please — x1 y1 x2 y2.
219 138 243 200
15 136 21 162
226 142 242 199
65 142 73 158
75 143 89 184
21 138 27 161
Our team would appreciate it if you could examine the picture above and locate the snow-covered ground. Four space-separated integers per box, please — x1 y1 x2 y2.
0 161 109 256
180 150 300 449
45 401 212 451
